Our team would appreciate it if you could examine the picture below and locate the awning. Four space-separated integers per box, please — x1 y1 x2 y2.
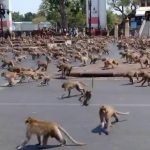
136 7 150 16
136 10 146 16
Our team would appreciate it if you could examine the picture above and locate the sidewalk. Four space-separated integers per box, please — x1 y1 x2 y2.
70 63 147 77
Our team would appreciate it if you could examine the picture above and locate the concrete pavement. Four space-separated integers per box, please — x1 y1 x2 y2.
0 78 150 150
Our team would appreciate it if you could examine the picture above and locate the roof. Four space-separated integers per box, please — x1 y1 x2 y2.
136 7 150 16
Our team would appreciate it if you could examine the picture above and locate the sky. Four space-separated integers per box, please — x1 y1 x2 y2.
11 0 42 15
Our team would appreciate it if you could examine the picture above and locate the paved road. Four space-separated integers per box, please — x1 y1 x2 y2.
0 78 150 150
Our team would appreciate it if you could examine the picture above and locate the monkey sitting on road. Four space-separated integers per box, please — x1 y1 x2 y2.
16 117 85 150
61 80 87 97
1 71 18 86
99 105 129 135
78 90 92 106
1 59 14 69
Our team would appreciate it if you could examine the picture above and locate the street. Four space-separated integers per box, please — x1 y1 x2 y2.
0 78 150 150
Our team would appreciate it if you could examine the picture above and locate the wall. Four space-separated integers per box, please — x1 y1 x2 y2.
86 0 106 29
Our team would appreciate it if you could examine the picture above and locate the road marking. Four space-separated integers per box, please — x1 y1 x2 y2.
0 103 150 107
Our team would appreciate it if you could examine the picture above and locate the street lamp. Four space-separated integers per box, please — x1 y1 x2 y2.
88 0 92 36
0 3 9 41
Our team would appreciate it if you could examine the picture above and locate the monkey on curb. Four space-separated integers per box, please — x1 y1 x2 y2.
102 58 118 69
57 62 72 78
99 105 129 135
16 117 85 150
61 80 87 97
121 70 140 84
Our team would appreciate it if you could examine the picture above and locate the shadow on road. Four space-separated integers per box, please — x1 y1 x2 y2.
92 125 108 135
22 144 61 150
58 94 81 100
92 120 127 135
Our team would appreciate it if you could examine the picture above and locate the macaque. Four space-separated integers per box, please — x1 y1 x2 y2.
99 105 129 135
16 117 85 150
78 90 92 106
57 63 72 78
1 59 14 69
61 80 87 97
1 71 18 86
102 58 118 69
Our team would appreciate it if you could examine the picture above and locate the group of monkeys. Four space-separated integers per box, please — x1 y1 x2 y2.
15 78 130 149
1 36 150 149
16 106 129 150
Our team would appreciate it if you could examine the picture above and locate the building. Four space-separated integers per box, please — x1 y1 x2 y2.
140 0 150 6
0 0 12 31
12 22 52 32
86 0 106 29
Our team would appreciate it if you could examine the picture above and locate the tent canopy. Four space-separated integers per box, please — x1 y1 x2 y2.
136 7 150 16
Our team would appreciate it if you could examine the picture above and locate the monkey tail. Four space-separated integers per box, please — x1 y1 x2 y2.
58 126 86 146
116 111 130 115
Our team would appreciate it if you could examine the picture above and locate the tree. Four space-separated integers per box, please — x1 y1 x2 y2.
107 10 120 31
108 0 140 19
12 12 24 22
23 12 36 21
39 0 86 30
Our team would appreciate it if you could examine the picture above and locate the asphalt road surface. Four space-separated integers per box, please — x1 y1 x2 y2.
0 77 150 150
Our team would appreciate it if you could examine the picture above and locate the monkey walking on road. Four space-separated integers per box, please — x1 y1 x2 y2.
61 80 87 98
16 117 85 150
99 105 129 135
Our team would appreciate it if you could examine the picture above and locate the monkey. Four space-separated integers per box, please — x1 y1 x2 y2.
137 71 150 86
18 70 38 83
15 55 27 62
121 70 140 84
8 66 33 73
1 59 14 69
89 54 101 64
78 90 92 106
102 58 118 69
36 56 51 71
1 71 18 86
38 74 51 86
61 80 87 97
99 105 129 135
16 117 85 150
36 60 48 71
57 62 72 78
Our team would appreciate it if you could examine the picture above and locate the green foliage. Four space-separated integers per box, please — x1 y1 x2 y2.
108 0 140 18
12 12 37 22
38 0 86 28
12 12 24 22
107 10 120 31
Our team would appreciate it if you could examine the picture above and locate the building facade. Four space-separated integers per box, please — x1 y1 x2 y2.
86 0 106 29
140 0 150 6
0 0 12 31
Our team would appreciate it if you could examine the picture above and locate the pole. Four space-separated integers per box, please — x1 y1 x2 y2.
0 16 3 41
89 0 92 36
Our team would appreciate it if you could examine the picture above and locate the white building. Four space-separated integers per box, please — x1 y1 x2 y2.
0 0 12 31
86 0 107 29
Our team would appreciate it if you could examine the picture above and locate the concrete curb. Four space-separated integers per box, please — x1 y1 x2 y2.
70 72 123 77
